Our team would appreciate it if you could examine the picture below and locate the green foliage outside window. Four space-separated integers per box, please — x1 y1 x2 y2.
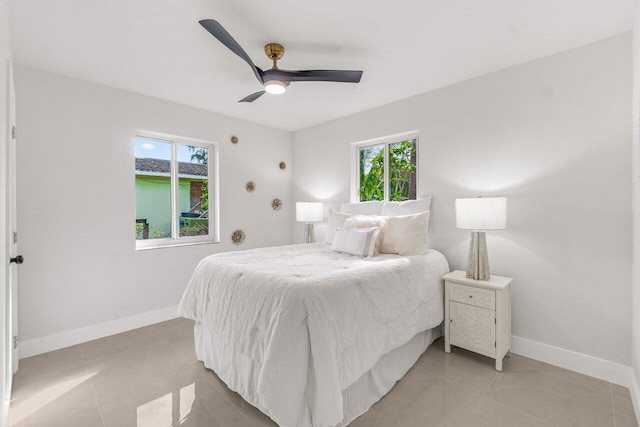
201 180 209 211
359 140 417 202
359 144 385 201
389 140 417 201
180 223 209 237
135 222 170 240
189 146 209 212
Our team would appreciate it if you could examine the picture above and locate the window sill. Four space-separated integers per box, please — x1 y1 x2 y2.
135 239 219 251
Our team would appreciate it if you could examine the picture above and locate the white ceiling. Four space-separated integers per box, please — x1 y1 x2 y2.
9 0 637 131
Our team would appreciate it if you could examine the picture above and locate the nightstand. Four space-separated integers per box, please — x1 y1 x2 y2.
443 270 512 371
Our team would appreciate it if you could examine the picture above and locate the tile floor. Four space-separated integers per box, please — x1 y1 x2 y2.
8 318 639 427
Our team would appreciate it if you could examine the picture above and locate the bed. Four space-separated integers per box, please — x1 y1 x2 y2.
178 241 449 427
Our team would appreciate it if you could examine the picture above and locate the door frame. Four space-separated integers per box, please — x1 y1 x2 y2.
7 62 17 377
3 61 17 416
1 59 12 425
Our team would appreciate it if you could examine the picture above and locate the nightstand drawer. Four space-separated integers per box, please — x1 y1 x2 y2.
449 283 495 310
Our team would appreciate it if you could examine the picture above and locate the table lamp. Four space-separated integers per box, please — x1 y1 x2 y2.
455 197 507 280
296 202 323 243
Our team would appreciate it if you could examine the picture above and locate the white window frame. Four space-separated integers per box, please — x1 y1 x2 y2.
350 130 419 203
135 130 220 250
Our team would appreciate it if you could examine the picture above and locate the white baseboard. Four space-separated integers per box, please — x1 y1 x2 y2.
630 369 640 425
1 399 9 427
511 335 631 387
20 305 179 359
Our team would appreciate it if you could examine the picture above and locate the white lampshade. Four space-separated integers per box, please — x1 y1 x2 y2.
455 197 507 230
296 202 324 222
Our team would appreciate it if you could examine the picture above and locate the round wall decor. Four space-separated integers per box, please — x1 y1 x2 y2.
279 161 286 170
231 136 239 144
231 229 245 245
245 181 256 193
272 198 283 211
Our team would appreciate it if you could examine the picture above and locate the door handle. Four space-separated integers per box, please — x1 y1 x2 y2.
9 255 23 265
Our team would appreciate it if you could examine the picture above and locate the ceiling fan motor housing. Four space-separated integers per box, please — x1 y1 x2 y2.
265 43 285 70
264 43 285 61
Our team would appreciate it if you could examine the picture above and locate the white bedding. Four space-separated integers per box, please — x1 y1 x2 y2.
178 242 449 427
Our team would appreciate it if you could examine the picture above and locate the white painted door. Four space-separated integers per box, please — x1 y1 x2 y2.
7 63 19 376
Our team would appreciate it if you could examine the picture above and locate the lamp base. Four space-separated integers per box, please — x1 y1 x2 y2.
303 223 316 244
466 231 490 280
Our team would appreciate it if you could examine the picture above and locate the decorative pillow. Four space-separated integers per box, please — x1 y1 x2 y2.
340 201 384 215
331 227 381 257
379 210 430 255
381 197 432 216
342 214 386 254
342 214 386 230
324 209 353 244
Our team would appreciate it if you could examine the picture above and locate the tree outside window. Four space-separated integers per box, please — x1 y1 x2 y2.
358 138 417 202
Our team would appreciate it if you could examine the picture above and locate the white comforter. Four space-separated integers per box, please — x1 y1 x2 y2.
178 243 449 427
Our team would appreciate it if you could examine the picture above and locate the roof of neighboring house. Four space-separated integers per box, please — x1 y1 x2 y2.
135 158 207 177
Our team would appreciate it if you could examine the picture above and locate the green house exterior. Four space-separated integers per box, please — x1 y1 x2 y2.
135 158 207 238
135 176 203 232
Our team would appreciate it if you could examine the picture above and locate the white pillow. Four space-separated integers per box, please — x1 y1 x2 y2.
379 211 430 255
324 209 353 244
381 197 432 216
342 215 386 230
342 215 386 254
340 201 384 215
331 227 381 257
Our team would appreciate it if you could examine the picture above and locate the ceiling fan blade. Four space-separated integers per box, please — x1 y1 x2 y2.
199 19 263 83
264 69 363 83
239 91 266 103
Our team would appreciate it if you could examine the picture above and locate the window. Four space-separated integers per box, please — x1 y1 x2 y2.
353 132 418 202
134 131 218 249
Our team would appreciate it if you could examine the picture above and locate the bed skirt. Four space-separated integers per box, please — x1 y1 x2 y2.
194 322 441 427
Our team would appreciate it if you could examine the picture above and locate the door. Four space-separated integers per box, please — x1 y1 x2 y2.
449 301 496 356
7 63 18 377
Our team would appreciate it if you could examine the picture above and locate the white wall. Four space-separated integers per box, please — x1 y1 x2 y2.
0 0 11 417
630 3 640 416
14 66 293 349
293 34 632 366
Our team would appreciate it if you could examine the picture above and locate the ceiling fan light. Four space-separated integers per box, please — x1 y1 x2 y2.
264 80 288 94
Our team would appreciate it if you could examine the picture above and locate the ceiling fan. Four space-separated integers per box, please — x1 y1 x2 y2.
199 19 364 103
